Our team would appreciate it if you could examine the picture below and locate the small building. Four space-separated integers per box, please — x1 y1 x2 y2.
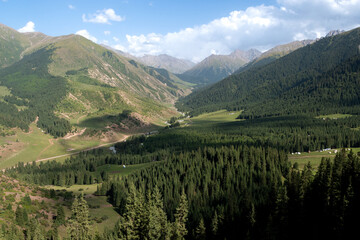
109 146 116 154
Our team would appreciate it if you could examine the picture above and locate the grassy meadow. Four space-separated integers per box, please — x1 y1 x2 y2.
288 147 360 169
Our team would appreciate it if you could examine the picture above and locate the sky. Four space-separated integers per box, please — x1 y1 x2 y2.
1 0 360 62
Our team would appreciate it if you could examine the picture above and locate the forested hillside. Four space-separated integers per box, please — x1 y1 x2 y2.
6 108 360 239
178 49 261 86
0 48 71 137
0 25 191 139
177 28 360 117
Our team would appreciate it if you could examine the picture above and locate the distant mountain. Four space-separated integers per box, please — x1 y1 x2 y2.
178 49 261 86
325 29 345 37
137 54 195 74
101 45 195 74
177 27 360 117
235 39 315 74
0 23 192 137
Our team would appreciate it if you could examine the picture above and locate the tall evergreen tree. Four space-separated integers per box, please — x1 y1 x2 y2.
195 218 206 240
173 190 188 240
148 186 170 240
54 205 65 226
67 194 92 240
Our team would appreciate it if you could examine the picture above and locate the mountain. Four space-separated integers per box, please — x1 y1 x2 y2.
235 39 315 74
325 29 344 37
177 27 360 117
0 24 192 138
100 46 195 74
137 54 195 74
178 49 261 86
0 23 30 68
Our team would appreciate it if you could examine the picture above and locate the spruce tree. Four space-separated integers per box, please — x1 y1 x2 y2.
67 194 92 240
148 186 170 240
195 218 206 240
15 206 25 226
211 211 219 236
116 184 140 239
173 190 188 240
54 205 65 226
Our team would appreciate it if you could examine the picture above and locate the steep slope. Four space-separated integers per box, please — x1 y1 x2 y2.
101 45 195 74
0 23 30 68
137 54 195 74
177 27 360 117
0 29 190 137
235 40 314 74
178 49 261 86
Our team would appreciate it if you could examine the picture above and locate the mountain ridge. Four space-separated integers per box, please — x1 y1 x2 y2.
177 48 261 86
177 27 360 117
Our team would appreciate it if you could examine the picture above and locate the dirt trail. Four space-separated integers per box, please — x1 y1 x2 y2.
36 139 55 160
63 128 87 140
77 114 87 124
34 135 129 163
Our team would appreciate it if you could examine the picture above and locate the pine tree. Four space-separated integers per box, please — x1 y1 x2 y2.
195 218 206 240
67 194 92 240
15 206 25 226
116 184 140 239
54 205 65 226
28 218 45 240
211 211 219 236
173 190 188 240
148 186 170 240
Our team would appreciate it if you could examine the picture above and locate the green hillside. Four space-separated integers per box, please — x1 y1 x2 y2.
177 27 360 117
235 39 314 74
0 32 189 137
0 24 30 68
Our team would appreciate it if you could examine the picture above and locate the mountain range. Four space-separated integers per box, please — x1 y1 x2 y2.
178 27 360 117
0 23 192 137
177 49 261 86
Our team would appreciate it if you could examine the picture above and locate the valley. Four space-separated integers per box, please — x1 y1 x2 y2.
0 8 360 240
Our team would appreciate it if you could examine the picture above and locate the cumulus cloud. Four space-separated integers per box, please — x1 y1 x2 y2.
104 30 111 35
68 4 75 10
113 44 127 52
82 8 125 24
75 29 98 43
120 0 360 62
18 21 35 33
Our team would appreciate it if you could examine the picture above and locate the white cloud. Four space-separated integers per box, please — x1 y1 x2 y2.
120 0 360 62
18 21 35 33
113 37 119 42
82 8 125 24
68 4 75 10
75 29 98 43
113 44 127 52
104 30 111 35
102 40 109 45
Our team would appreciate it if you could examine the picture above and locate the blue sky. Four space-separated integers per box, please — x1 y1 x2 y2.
1 0 360 62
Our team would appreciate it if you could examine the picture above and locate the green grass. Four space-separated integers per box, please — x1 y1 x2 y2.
316 114 352 119
45 184 98 195
0 122 122 169
289 148 360 169
44 185 120 234
192 110 243 122
86 196 120 232
183 110 243 129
